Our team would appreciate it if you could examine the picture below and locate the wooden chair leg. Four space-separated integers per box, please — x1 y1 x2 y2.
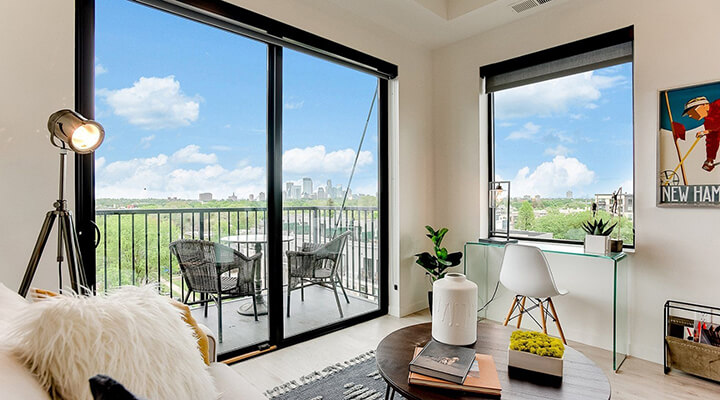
538 298 547 334
337 277 350 303
547 298 567 344
203 293 209 318
503 296 518 326
300 279 305 301
516 296 527 329
252 294 258 322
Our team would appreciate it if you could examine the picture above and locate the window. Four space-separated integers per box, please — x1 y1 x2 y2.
483 27 634 246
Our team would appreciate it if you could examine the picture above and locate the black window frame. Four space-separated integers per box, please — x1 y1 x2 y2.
483 26 636 249
75 0 392 361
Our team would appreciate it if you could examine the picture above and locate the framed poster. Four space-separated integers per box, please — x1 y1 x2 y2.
658 81 720 206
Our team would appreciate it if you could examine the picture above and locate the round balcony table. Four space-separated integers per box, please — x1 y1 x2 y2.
376 322 611 400
220 234 294 316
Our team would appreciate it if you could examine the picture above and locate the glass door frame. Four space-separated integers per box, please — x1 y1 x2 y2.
75 0 391 361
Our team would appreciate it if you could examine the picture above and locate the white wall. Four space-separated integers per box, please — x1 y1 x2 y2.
0 0 437 316
432 0 720 363
0 1 75 291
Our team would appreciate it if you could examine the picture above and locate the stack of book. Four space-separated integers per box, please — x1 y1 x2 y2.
408 340 502 396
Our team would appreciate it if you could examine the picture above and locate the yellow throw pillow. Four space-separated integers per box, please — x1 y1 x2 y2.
169 299 211 365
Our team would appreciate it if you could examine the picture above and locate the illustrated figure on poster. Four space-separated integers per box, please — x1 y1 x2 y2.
681 96 720 172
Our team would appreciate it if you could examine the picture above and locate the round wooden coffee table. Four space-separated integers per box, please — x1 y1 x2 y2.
376 322 610 399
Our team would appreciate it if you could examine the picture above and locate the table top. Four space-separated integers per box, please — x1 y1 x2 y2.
465 240 627 262
220 234 295 244
376 322 610 400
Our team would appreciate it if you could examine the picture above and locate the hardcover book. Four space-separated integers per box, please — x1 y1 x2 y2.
408 340 476 384
409 347 502 396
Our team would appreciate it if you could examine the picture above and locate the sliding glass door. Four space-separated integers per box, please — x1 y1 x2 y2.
94 0 269 355
85 0 390 360
282 49 381 338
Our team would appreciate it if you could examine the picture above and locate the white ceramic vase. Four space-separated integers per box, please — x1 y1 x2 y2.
431 273 478 346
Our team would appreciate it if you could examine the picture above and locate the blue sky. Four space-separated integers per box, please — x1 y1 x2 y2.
494 63 634 198
94 0 379 200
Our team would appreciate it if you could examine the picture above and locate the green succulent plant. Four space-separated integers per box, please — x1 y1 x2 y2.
415 225 463 282
582 218 617 236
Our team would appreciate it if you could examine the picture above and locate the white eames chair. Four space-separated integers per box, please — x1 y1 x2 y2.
499 243 568 344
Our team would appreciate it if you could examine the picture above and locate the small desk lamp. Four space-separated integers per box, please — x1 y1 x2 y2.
18 110 104 297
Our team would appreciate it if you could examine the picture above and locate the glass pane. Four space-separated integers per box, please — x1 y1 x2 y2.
282 49 380 338
492 63 634 246
95 0 268 355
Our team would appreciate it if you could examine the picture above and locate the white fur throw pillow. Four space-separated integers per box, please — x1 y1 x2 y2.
5 286 218 400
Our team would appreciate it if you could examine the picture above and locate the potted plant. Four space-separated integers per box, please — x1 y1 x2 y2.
582 203 617 255
508 330 565 378
415 225 463 312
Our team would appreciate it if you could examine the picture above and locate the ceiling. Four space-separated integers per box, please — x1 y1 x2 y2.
310 0 576 49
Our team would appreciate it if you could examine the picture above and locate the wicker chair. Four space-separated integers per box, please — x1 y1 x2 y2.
286 231 352 318
169 240 260 342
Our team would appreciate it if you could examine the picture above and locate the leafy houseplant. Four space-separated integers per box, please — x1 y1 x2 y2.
415 226 463 312
508 330 565 377
582 203 617 255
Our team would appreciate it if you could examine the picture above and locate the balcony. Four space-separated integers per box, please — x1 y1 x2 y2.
95 206 380 353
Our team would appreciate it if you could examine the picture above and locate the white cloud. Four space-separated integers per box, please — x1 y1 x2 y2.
585 103 599 110
283 145 373 174
140 134 155 149
544 145 570 156
95 64 107 76
284 100 304 110
99 75 200 130
511 156 595 197
95 156 106 170
494 71 624 119
96 146 264 199
171 145 217 164
506 122 540 140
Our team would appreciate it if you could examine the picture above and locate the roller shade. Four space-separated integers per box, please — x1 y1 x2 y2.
481 26 633 93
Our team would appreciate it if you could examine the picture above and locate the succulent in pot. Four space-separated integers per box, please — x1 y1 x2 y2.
582 205 617 255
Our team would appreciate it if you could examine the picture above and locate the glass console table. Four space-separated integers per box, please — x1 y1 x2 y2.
464 240 629 372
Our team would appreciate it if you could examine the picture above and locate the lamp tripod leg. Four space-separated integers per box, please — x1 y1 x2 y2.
18 212 57 297
59 213 88 294
66 213 88 293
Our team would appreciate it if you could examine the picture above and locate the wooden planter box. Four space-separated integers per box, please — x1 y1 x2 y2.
508 348 563 377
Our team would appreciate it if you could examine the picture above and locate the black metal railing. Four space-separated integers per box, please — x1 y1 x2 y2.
95 206 379 302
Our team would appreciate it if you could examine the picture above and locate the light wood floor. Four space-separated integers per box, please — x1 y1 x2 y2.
230 311 720 399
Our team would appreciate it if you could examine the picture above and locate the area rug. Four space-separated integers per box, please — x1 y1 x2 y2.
264 351 404 400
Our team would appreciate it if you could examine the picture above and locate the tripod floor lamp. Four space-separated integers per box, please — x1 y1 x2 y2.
18 109 104 297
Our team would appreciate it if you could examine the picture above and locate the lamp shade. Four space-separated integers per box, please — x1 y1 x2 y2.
47 109 104 154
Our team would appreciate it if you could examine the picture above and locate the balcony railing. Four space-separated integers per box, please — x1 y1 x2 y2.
95 206 379 302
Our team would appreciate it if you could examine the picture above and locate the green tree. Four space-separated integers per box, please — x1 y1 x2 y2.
517 201 535 230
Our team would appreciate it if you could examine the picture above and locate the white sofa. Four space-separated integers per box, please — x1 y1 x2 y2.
0 323 266 400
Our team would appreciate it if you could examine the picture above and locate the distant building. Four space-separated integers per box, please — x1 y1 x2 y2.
566 191 573 199
249 194 255 201
292 185 301 199
228 192 237 201
317 187 326 199
595 192 634 220
199 192 212 201
258 192 266 201
286 182 294 198
302 178 313 197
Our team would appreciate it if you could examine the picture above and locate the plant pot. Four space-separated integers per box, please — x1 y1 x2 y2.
508 348 564 377
584 234 610 255
427 290 433 315
610 239 623 252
